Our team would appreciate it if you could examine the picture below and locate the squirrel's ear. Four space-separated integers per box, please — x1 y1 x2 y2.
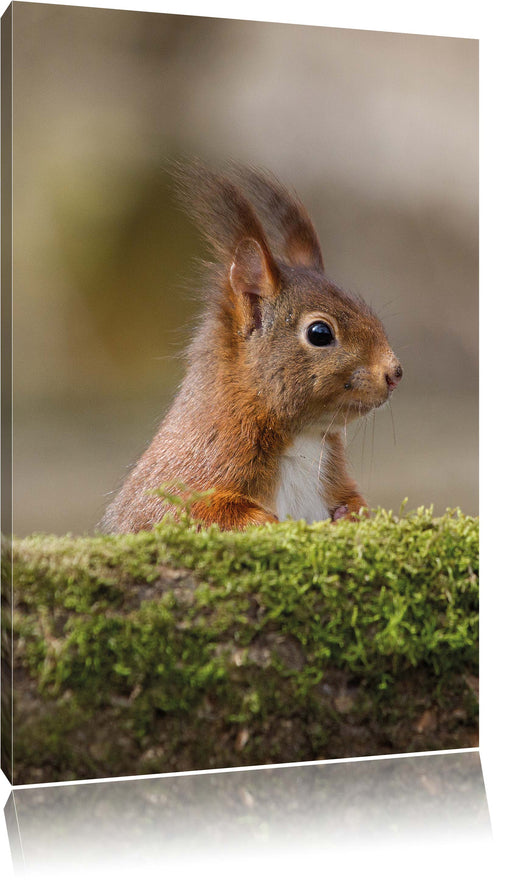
229 238 279 334
284 228 323 272
234 167 324 273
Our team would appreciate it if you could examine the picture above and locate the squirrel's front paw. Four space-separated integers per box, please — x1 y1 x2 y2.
191 490 277 531
332 496 368 522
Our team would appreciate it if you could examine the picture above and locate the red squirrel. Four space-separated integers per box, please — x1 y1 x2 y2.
101 162 402 533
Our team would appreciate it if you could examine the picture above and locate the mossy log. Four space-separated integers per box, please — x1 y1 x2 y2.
2 507 478 784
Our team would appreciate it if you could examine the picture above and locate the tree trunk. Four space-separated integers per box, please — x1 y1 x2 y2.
2 507 478 784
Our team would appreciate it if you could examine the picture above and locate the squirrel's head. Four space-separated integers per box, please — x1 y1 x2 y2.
175 162 402 430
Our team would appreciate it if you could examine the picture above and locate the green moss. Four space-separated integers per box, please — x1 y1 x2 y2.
6 506 478 783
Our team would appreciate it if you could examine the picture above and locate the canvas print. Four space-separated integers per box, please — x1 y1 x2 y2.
1 2 478 784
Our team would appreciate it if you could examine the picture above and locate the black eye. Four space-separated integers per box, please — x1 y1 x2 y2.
306 321 334 347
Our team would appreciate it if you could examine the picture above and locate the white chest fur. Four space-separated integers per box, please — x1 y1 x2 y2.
275 430 331 523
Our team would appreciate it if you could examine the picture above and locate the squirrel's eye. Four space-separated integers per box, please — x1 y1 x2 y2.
306 321 334 347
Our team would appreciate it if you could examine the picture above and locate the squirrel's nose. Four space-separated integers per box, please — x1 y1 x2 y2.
385 364 403 391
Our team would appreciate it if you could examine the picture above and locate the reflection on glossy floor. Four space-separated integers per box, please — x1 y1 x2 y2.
4 750 490 880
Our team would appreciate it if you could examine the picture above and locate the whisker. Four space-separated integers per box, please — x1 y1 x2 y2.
376 312 402 323
375 298 402 322
360 406 368 486
317 402 344 492
369 409 376 489
346 409 366 450
379 297 400 310
389 400 397 446
343 415 348 447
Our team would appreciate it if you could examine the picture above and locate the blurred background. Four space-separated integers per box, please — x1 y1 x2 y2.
11 2 478 535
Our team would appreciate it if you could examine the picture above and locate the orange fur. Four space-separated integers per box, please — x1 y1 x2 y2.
101 164 401 533
191 490 278 530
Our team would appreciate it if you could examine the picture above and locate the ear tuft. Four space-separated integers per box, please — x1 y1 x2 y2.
233 166 324 272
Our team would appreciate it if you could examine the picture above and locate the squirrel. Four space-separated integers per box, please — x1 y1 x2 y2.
101 162 402 533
